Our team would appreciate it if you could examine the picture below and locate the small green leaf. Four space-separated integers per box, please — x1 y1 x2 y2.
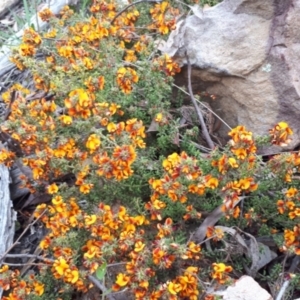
96 262 107 280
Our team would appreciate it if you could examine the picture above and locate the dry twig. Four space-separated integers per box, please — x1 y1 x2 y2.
0 209 47 264
186 54 215 149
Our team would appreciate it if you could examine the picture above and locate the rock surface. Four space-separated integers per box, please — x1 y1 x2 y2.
162 0 300 150
0 162 16 299
0 0 18 18
223 276 273 300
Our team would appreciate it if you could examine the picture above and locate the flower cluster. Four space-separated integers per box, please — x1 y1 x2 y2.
269 121 293 147
3 0 300 298
277 187 300 254
211 263 233 284
0 149 15 167
0 265 44 299
210 126 259 215
149 1 179 34
116 67 139 94
32 200 203 299
283 225 300 255
228 126 256 160
147 151 218 220
166 267 200 299
154 54 181 76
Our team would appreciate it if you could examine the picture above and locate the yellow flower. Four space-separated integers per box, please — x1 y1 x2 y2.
19 43 36 56
83 57 94 70
32 167 44 179
212 262 232 273
38 8 54 21
65 268 79 284
155 112 163 123
85 214 97 226
134 241 145 253
107 122 117 132
0 265 9 273
80 183 94 194
116 273 130 287
163 152 181 171
53 258 69 276
60 115 72 125
33 281 44 296
285 187 298 198
205 177 219 189
232 148 247 160
133 215 146 225
86 134 101 152
238 178 252 190
47 183 58 194
188 242 201 253
185 266 198 274
84 245 99 259
52 195 63 206
167 281 182 295
228 157 238 168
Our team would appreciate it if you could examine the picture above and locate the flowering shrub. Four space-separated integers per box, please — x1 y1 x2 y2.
0 0 300 299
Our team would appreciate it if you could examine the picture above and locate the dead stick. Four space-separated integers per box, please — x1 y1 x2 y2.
186 54 215 149
192 196 245 243
0 209 47 264
5 253 54 262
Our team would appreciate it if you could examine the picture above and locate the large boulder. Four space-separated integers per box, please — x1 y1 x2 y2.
161 0 300 151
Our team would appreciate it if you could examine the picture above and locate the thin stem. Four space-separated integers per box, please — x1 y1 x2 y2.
5 253 54 263
3 262 48 267
172 83 232 131
107 262 127 268
186 55 214 149
111 0 162 25
34 0 40 32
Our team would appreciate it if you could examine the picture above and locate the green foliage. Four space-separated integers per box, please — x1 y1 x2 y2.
0 0 299 299
199 0 223 6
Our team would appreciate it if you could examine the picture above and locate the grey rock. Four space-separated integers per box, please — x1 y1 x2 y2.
224 276 273 300
163 0 300 150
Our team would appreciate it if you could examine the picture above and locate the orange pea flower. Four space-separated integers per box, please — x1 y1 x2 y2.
53 258 69 276
47 183 58 194
115 273 131 287
134 241 145 253
86 134 101 152
167 281 182 295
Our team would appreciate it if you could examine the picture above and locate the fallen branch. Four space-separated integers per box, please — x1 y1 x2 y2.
192 196 246 243
186 54 215 149
4 253 53 262
172 83 232 131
